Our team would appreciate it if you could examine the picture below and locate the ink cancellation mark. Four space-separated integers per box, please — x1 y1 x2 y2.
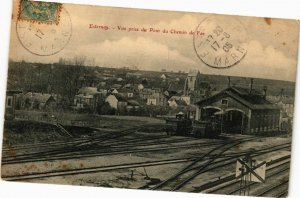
16 1 72 56
193 15 248 69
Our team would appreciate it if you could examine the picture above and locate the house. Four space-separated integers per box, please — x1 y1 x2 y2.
21 92 56 110
147 96 157 106
195 86 281 134
168 95 190 106
189 82 214 104
105 93 128 111
168 98 188 109
97 81 106 88
278 96 294 118
5 81 22 119
74 87 104 109
137 84 144 91
167 81 185 96
146 89 167 106
118 87 134 98
146 92 167 106
267 94 294 132
105 94 119 109
117 77 124 82
160 74 167 80
111 89 119 94
140 88 159 100
267 94 294 118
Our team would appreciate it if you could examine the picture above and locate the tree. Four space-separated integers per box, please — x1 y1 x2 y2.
141 79 148 86
74 55 87 66
100 102 116 115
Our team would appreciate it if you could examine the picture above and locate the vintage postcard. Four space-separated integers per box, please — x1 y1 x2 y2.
1 0 299 197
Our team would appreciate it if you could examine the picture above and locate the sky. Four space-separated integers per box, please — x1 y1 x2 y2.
9 0 300 82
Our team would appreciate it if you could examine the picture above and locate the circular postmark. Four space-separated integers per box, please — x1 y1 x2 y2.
193 15 248 69
16 3 72 56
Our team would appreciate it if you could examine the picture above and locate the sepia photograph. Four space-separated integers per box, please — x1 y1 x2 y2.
1 0 300 197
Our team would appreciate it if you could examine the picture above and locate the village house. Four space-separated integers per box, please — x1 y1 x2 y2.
137 83 144 91
167 81 185 97
105 93 127 111
5 81 22 119
278 96 294 118
118 87 134 98
195 86 281 134
267 94 294 118
74 87 105 109
168 95 190 106
139 88 160 100
21 92 56 110
168 98 188 109
146 92 167 106
267 93 294 132
160 74 167 80
111 89 119 94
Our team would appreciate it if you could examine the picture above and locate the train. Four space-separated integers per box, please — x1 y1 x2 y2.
165 112 220 138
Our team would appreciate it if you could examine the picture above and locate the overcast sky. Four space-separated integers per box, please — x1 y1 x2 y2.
9 0 299 82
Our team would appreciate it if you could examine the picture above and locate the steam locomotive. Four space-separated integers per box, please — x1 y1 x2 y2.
165 112 220 138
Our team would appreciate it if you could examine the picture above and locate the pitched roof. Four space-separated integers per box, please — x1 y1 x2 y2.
168 81 184 92
127 100 140 106
23 92 55 103
111 84 122 89
111 93 127 102
196 86 280 110
6 80 22 93
78 87 99 95
175 99 188 106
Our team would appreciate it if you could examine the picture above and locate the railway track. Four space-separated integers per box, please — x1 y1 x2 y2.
2 135 188 156
148 136 260 191
199 155 290 195
2 125 149 162
2 123 157 150
1 131 113 152
4 138 256 180
148 139 290 192
2 128 226 165
1 137 290 185
255 179 289 197
2 141 223 165
1 151 262 182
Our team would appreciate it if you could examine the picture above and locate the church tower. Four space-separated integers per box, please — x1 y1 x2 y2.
184 70 200 95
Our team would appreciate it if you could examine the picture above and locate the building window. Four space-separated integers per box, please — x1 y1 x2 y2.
221 99 228 105
6 96 13 108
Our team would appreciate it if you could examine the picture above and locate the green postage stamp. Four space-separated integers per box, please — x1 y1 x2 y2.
18 0 62 24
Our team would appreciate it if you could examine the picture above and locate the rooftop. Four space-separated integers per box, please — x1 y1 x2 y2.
196 86 280 110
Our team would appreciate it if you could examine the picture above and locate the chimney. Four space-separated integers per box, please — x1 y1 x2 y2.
263 86 268 99
280 88 284 97
227 76 231 88
249 78 254 94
